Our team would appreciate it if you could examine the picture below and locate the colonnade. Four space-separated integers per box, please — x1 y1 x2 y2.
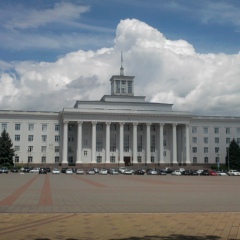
62 121 191 165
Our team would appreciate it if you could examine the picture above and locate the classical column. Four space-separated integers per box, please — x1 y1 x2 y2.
62 121 68 164
119 122 124 164
106 122 111 163
185 124 191 164
159 123 164 165
133 122 138 164
146 123 151 165
91 122 97 164
172 123 178 164
76 121 83 164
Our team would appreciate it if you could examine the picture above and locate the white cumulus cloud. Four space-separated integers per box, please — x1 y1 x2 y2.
0 18 240 116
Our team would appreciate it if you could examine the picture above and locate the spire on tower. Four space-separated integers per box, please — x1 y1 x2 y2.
120 51 124 76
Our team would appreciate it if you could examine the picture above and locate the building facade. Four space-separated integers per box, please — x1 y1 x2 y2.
1 67 240 168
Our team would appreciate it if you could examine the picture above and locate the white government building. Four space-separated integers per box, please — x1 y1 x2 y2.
1 64 240 168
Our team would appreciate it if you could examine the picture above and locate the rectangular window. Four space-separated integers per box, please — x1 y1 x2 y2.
96 156 102 163
193 157 197 163
215 147 219 153
15 156 19 163
137 135 143 152
55 146 59 153
55 125 60 131
127 81 132 94
121 80 126 93
68 125 73 131
226 128 230 134
15 135 20 141
42 135 47 142
124 134 130 152
15 124 21 131
41 156 46 163
192 147 197 153
226 138 230 144
214 127 219 134
116 80 120 93
163 151 166 157
2 123 7 130
110 134 116 152
150 156 155 163
28 135 34 142
204 147 208 153
28 146 33 152
203 137 208 144
192 137 197 144
137 156 142 163
110 124 117 131
84 151 87 156
41 146 47 152
55 135 60 142
192 127 197 134
215 157 219 163
28 156 33 163
42 124 47 131
137 125 143 131
215 138 219 144
14 146 20 151
204 157 208 163
203 127 208 134
163 139 167 147
124 124 130 131
55 157 59 163
151 135 156 152
96 135 103 152
28 124 34 131
110 156 115 163
96 124 103 131
151 125 156 131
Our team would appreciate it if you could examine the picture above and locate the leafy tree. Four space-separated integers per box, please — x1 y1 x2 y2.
0 129 15 166
225 138 240 169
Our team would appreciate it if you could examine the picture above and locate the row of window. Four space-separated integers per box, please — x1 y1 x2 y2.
192 147 228 154
192 126 240 134
14 156 60 163
15 135 60 142
1 123 60 131
14 145 60 153
192 137 240 144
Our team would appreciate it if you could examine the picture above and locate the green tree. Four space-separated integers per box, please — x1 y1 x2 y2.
0 129 15 166
226 138 240 169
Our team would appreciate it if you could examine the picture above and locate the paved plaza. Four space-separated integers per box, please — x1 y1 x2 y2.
0 173 240 239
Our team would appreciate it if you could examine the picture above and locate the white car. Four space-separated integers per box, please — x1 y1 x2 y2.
29 168 40 173
217 171 227 176
119 167 126 174
66 169 73 174
52 168 60 174
76 169 85 174
171 170 182 176
87 169 95 175
99 169 108 175
124 169 134 175
110 169 119 175
228 170 240 176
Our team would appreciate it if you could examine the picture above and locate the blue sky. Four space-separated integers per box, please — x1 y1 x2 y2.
0 0 240 116
0 0 239 62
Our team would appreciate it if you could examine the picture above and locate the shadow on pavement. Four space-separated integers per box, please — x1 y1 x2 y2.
110 235 222 240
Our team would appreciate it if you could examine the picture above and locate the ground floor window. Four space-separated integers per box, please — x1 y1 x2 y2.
110 156 115 163
28 156 33 163
151 156 155 163
15 156 19 163
55 157 59 163
137 156 142 163
68 156 73 163
204 157 208 163
41 156 46 163
96 156 102 163
215 157 219 163
193 157 197 163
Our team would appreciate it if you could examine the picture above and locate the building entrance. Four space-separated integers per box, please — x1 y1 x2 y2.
124 157 131 166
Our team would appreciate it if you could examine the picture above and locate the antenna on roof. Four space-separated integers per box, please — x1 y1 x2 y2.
120 51 124 76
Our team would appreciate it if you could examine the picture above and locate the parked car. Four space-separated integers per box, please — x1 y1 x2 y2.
119 167 126 174
66 169 73 174
147 169 158 175
86 169 95 175
171 170 182 176
134 169 145 175
192 170 199 176
157 169 167 175
93 168 99 174
209 170 218 176
99 169 108 175
181 170 193 175
11 167 19 173
162 167 172 174
200 170 209 176
124 169 134 175
228 170 240 176
217 171 227 176
76 169 85 175
61 168 67 173
39 168 47 174
29 168 40 173
44 168 51 173
109 169 119 175
23 167 31 173
52 168 60 174
72 168 77 173
0 167 8 174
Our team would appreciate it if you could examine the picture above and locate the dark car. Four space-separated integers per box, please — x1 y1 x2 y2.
39 168 47 174
23 167 31 173
200 170 209 176
11 167 19 173
134 169 145 175
1 167 8 174
157 169 167 175
61 168 67 173
192 170 199 176
44 167 51 173
181 170 193 176
72 168 77 173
